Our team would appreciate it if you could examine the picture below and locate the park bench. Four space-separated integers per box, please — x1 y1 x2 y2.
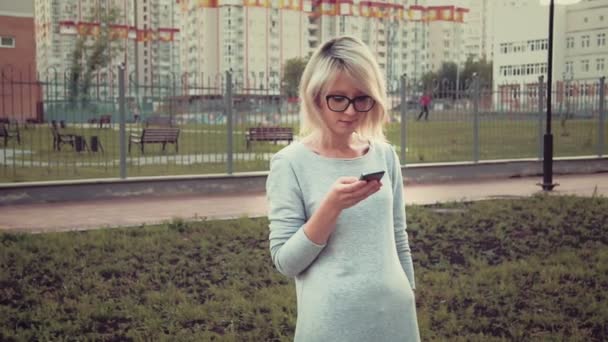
88 114 112 128
0 121 21 146
98 114 112 128
50 120 77 151
129 127 180 154
246 126 293 149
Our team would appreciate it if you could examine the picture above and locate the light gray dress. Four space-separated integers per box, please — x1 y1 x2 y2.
266 140 420 342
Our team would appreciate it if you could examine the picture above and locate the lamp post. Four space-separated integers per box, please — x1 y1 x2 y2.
538 0 558 191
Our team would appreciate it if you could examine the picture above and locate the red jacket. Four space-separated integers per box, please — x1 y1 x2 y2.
419 95 431 106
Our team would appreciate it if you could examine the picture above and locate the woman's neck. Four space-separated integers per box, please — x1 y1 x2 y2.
305 133 369 158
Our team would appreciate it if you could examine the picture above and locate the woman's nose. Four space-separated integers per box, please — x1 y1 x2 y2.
343 102 357 115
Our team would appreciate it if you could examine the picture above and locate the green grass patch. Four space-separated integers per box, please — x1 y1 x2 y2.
0 196 607 340
1 118 606 182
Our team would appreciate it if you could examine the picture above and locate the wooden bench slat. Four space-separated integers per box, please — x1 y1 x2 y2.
246 126 293 149
129 127 180 153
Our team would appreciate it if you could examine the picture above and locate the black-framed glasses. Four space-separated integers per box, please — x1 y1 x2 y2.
325 95 376 112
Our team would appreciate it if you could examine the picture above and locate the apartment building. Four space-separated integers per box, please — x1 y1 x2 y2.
425 0 490 72
179 0 476 97
179 0 309 95
464 0 493 61
427 14 466 72
308 0 430 90
34 0 180 94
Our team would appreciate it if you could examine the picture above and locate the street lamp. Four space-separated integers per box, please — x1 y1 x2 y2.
538 0 558 191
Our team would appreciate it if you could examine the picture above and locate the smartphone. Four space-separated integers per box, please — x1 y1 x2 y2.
359 170 385 182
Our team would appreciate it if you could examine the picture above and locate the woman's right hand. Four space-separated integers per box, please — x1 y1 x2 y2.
302 176 382 245
323 176 382 212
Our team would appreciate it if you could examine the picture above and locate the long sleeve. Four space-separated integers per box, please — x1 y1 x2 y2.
266 154 326 278
389 148 416 290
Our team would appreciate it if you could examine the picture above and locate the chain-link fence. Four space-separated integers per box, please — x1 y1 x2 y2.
1 65 606 183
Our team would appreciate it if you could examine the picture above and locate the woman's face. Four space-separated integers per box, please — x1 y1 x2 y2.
319 71 374 141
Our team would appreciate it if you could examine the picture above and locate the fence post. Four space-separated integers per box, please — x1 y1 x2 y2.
226 71 234 175
400 74 407 164
472 73 480 163
118 63 127 179
599 76 605 157
538 76 545 160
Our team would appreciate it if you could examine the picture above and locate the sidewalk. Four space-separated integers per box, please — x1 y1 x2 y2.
0 173 606 233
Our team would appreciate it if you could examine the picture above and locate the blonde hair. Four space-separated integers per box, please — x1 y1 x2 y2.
298 35 388 142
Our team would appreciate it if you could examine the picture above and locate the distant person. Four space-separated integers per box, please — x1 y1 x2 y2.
266 36 420 341
416 93 431 121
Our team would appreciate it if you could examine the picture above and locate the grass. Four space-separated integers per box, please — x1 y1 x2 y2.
2 117 606 183
1 195 607 341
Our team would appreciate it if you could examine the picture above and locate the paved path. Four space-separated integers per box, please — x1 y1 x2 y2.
0 173 606 233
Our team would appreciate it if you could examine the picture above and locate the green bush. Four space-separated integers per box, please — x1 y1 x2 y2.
0 195 606 341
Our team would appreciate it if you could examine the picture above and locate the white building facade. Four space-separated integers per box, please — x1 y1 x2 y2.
492 0 607 110
492 0 567 109
564 0 608 82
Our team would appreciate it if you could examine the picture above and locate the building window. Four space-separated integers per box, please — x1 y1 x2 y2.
581 59 589 72
597 58 605 71
565 61 573 74
582 35 590 48
597 33 606 47
566 37 574 48
0 36 15 48
500 43 508 54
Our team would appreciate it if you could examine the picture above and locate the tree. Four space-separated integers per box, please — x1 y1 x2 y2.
419 71 437 93
281 57 308 98
461 56 493 87
422 62 458 99
68 5 123 107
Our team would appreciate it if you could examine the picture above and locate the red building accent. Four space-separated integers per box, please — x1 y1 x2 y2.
0 14 42 122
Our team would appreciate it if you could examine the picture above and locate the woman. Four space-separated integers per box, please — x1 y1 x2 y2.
266 36 420 341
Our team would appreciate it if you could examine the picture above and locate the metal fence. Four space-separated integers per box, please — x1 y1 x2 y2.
1 65 606 183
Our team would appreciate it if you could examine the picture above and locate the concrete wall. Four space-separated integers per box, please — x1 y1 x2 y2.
0 157 606 205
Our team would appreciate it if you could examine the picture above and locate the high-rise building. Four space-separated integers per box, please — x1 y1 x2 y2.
427 15 466 72
177 0 477 95
34 0 180 96
308 0 432 91
178 0 309 95
463 0 493 61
